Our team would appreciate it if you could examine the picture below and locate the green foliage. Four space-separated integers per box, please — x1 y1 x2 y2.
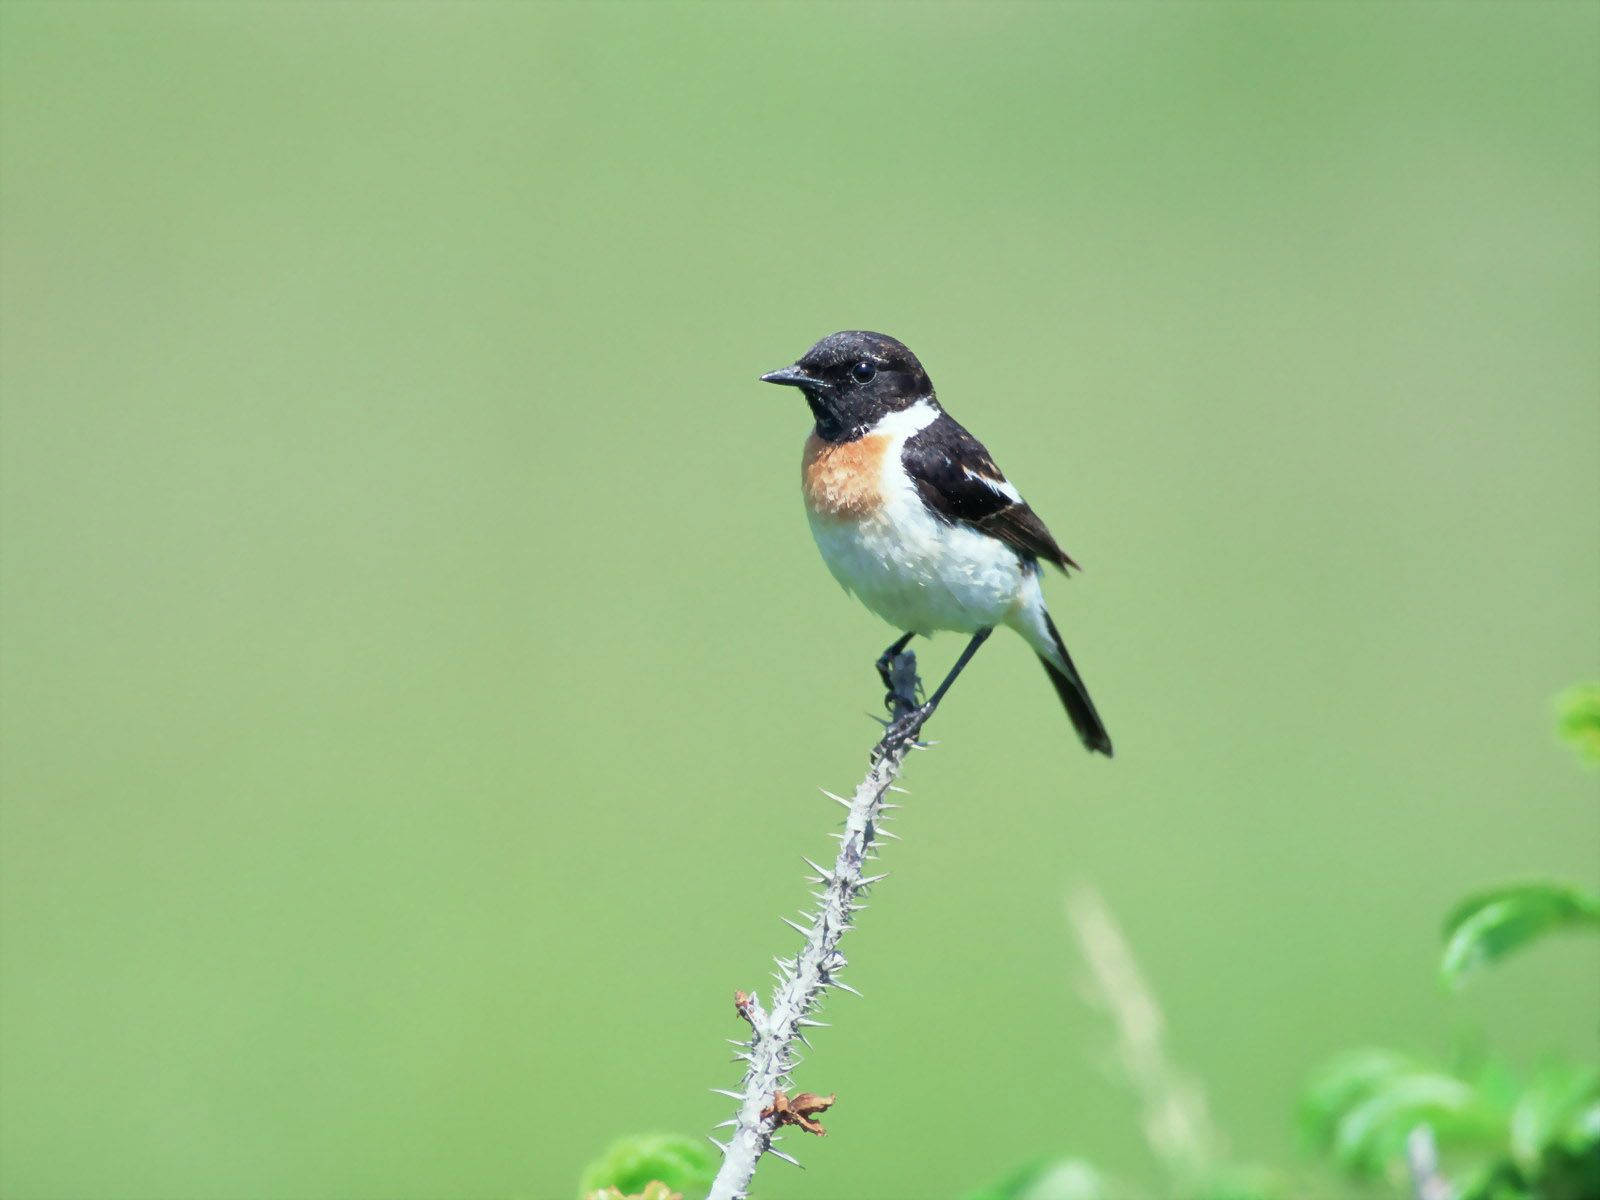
1300 1051 1506 1176
1556 684 1600 764
1440 882 1600 989
575 1134 715 1200
962 1157 1112 1200
1304 843 1599 1198
1480 1064 1600 1200
1300 1049 1421 1153
1509 1065 1600 1175
1456 1100 1600 1200
1302 1053 1600 1198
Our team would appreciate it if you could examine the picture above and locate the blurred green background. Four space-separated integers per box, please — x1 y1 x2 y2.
2 3 1596 1198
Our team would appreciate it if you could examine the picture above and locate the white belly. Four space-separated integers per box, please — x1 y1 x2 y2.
808 492 1028 635
800 397 1033 636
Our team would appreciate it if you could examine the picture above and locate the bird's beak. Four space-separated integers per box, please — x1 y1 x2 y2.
759 364 829 391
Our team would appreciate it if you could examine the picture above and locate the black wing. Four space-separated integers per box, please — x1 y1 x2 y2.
901 412 1078 571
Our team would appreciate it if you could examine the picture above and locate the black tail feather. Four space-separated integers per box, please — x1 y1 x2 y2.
1039 612 1113 757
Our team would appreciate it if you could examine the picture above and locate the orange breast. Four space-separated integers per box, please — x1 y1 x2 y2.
801 433 891 520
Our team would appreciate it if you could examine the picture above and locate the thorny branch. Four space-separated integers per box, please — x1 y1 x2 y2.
705 649 928 1200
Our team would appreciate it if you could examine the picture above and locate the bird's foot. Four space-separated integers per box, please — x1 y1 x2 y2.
881 701 934 748
874 652 898 698
877 659 923 715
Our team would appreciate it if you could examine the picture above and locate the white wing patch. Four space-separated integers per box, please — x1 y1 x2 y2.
963 466 1022 504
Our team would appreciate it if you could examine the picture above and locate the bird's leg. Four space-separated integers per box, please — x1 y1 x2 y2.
876 631 918 709
883 627 993 744
925 627 993 709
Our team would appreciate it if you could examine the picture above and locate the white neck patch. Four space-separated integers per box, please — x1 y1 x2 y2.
868 398 940 441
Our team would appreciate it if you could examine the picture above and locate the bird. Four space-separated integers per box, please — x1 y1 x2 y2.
760 330 1113 756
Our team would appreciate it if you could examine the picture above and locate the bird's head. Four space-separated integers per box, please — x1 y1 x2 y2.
760 330 934 442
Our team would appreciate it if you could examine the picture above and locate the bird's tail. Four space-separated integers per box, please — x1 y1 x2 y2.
1009 572 1113 757
1037 610 1113 757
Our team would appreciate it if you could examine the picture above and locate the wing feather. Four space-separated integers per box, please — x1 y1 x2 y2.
902 414 1078 571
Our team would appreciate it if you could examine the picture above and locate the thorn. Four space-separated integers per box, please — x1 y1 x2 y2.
710 1087 743 1098
879 802 901 811
819 788 851 808
779 916 809 935
726 1037 749 1047
827 979 863 997
887 784 909 794
801 856 833 879
713 1118 738 1129
875 827 902 841
768 1147 804 1168
796 1017 829 1027
859 871 890 886
709 1135 729 1154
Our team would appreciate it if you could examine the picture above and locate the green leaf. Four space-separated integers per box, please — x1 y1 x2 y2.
1440 881 1600 988
1556 683 1600 765
1536 1130 1600 1200
1302 1052 1507 1178
1299 1049 1417 1150
1508 1065 1600 1173
575 1134 716 1200
961 1158 1111 1200
1458 1159 1535 1200
1331 1071 1498 1175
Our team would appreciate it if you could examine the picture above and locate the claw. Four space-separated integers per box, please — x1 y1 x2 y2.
881 702 933 745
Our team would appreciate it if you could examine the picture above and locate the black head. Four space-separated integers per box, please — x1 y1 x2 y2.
760 330 935 443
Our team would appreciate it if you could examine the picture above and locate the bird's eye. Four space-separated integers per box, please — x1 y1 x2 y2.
850 360 876 384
